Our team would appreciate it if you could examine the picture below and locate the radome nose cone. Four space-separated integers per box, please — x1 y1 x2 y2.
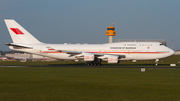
169 49 175 56
171 50 175 55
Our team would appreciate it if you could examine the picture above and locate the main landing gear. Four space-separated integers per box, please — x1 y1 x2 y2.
87 62 101 66
86 59 102 66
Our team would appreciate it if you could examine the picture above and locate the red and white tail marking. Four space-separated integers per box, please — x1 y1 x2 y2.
10 28 24 35
4 19 42 44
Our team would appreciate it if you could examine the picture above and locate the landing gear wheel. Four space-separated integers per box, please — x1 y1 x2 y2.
86 60 102 66
155 59 159 66
155 63 158 66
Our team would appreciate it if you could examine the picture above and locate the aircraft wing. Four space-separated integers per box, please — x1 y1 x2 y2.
58 50 103 57
60 50 82 57
58 49 126 59
48 46 125 63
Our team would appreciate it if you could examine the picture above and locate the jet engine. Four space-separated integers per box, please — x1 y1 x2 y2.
83 54 95 61
107 56 119 63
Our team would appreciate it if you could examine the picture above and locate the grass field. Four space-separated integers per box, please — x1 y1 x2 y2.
0 55 180 101
0 67 180 101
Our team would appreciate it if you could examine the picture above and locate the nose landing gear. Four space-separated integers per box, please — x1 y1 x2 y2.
155 59 159 66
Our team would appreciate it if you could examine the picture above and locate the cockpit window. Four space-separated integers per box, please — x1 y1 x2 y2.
160 43 164 46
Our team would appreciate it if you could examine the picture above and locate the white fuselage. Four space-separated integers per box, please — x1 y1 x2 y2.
9 42 174 61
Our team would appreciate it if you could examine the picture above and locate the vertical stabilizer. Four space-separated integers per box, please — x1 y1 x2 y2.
4 19 42 44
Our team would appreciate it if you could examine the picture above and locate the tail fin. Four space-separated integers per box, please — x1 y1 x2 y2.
4 19 42 44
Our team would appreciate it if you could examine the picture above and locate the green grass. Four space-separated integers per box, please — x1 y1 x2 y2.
0 67 180 101
0 55 180 100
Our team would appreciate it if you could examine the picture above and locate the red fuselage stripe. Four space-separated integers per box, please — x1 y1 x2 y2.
39 51 168 54
89 52 168 54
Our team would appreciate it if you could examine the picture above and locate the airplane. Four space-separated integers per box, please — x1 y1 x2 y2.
4 19 174 65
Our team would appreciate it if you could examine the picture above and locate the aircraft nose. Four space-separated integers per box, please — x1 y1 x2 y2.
169 49 175 56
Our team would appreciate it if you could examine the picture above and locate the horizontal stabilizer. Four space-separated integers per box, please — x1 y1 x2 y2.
5 43 33 49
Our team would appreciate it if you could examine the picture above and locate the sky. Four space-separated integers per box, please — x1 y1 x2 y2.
0 0 180 51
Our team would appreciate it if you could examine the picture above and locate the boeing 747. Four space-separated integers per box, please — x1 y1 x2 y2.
4 19 174 65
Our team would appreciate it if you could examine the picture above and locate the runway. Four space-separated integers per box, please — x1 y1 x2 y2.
1 65 180 69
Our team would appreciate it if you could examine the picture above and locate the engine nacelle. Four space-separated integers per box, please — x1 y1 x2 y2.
84 54 94 61
108 56 119 63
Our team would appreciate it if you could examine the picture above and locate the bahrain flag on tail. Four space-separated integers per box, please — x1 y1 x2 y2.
10 28 24 35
